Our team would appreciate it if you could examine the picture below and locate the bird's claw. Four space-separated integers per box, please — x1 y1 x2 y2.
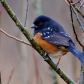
55 63 60 70
43 52 48 58
55 58 61 69
43 52 49 61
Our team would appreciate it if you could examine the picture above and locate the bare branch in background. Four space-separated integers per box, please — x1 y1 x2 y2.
0 28 31 46
79 1 84 9
71 5 84 32
69 5 84 48
75 76 79 83
64 0 81 5
68 0 84 84
64 0 84 48
24 0 28 28
64 0 84 18
70 0 81 5
7 68 15 84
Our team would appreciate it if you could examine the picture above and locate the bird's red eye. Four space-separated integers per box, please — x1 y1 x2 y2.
39 22 42 25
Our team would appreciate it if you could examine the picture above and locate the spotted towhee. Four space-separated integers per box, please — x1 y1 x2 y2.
31 15 84 64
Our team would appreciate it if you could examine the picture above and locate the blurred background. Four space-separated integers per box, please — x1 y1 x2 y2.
0 0 83 84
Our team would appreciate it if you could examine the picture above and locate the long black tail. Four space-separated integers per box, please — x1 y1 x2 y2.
65 42 84 64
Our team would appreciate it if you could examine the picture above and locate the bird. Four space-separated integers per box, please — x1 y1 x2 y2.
31 15 84 64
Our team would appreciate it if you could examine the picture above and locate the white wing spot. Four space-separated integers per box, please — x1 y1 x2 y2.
65 34 68 36
44 33 46 35
47 32 50 34
48 27 50 30
40 33 43 36
51 29 53 31
48 36 50 38
45 36 50 38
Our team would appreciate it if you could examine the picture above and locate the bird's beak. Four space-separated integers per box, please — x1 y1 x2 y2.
31 24 38 28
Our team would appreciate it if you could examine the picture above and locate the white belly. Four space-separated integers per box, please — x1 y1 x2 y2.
49 51 64 58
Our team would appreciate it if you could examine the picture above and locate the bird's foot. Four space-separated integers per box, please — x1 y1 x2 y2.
55 58 61 69
43 52 49 61
43 52 48 57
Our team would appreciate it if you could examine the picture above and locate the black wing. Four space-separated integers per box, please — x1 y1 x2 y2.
39 27 75 46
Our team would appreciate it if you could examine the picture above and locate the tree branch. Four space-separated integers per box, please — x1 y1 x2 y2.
79 63 84 84
71 5 84 32
70 5 84 47
79 1 84 9
0 28 31 46
70 0 81 5
0 0 76 84
7 68 15 84
69 1 84 84
64 0 84 18
24 0 28 28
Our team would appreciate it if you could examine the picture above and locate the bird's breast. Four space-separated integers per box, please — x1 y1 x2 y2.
34 33 69 58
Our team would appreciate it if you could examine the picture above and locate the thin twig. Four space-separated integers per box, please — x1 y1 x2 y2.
75 76 79 83
0 28 31 46
64 0 70 6
64 0 84 18
71 5 84 32
7 68 15 84
64 0 81 6
71 0 81 5
79 1 84 9
69 1 84 47
24 0 28 28
70 3 84 48
0 0 76 83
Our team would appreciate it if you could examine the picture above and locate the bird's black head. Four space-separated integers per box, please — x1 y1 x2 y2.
31 15 53 35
